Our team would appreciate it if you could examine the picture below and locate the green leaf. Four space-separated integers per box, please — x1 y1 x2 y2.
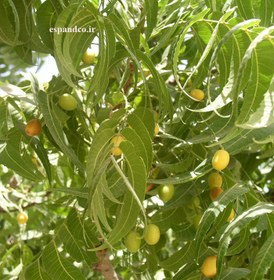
50 187 88 198
42 241 85 280
106 140 147 245
144 0 158 39
215 123 274 154
235 0 254 19
0 129 44 181
236 77 274 129
195 184 249 256
193 19 259 113
23 259 51 280
216 202 274 279
37 91 84 172
36 0 57 50
93 139 147 250
236 27 274 126
220 267 250 280
250 232 274 279
136 50 173 117
260 0 273 26
86 127 116 193
0 1 18 46
91 175 113 232
86 4 115 104
172 9 209 90
159 242 195 271
56 210 95 265
30 137 52 184
226 226 250 256
148 161 210 185
13 0 32 44
53 3 84 86
86 109 125 185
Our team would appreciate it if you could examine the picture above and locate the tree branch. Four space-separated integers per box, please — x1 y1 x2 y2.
93 249 122 280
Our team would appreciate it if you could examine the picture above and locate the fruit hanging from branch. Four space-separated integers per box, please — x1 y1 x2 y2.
16 212 28 225
201 255 217 278
58 94 78 111
158 184 174 202
208 172 223 189
190 89 205 101
25 119 42 137
124 231 141 253
212 149 230 171
82 49 96 65
144 224 160 245
111 135 125 156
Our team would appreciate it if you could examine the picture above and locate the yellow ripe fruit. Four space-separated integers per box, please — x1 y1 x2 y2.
82 49 96 65
212 149 230 171
111 135 125 156
144 224 160 245
124 231 141 253
208 172 223 189
201 255 217 278
158 184 174 202
25 119 42 137
190 89 205 101
154 123 159 136
210 187 223 201
227 208 235 223
16 212 28 225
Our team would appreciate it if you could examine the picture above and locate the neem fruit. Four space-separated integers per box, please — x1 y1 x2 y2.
212 149 230 171
58 94 78 111
158 184 174 202
82 49 96 65
208 172 223 189
111 135 125 156
201 255 217 278
125 231 141 253
190 89 205 101
16 212 28 225
25 119 42 137
210 187 223 201
144 224 160 245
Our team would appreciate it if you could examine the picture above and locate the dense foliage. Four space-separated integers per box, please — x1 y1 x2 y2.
0 0 274 279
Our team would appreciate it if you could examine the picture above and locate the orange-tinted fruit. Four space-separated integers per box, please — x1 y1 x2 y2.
25 119 42 137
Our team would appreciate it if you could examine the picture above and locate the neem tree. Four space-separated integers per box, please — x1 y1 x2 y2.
0 0 274 279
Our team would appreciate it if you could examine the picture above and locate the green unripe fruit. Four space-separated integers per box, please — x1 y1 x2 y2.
58 94 78 111
124 231 141 253
144 224 160 245
82 49 96 65
158 184 174 202
208 172 223 189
